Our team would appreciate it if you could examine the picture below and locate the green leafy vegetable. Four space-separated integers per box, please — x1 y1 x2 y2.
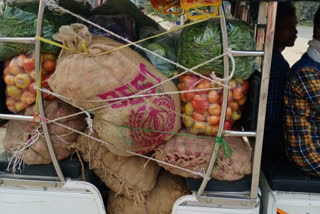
0 6 59 61
140 33 180 79
177 19 257 79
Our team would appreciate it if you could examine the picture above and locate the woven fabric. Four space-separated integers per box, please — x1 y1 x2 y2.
284 53 320 176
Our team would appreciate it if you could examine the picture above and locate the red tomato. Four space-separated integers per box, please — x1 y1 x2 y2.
42 92 49 99
43 60 56 73
208 115 220 125
224 120 232 130
241 80 249 95
42 78 49 89
23 57 35 72
233 87 244 100
192 112 205 122
184 91 195 101
208 103 221 115
208 90 220 103
229 101 239 111
225 107 232 120
28 82 36 94
196 81 211 94
191 95 209 113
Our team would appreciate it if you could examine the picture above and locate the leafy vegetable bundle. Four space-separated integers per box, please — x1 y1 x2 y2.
141 34 179 78
177 19 257 79
0 6 59 61
0 1 91 61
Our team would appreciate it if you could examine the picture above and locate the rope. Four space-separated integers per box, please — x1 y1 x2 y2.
45 118 209 179
214 134 232 168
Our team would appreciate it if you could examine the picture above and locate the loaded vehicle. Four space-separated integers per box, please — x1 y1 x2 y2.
0 0 319 214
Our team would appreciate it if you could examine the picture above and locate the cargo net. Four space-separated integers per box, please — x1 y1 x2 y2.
8 0 255 185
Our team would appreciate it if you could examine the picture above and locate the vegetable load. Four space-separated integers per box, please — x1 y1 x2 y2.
155 130 252 181
179 74 249 135
3 53 56 113
177 19 257 79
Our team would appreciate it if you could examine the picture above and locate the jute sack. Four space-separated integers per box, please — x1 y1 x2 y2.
107 171 188 214
76 131 160 202
4 99 86 165
154 129 252 181
49 23 181 156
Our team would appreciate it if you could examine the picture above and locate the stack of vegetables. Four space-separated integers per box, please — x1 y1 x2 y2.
0 1 259 213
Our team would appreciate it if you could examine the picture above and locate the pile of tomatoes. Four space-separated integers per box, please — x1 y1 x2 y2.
3 53 56 113
178 74 249 135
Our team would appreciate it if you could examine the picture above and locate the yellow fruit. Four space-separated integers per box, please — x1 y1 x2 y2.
194 122 206 130
211 126 219 135
231 111 241 121
204 125 213 135
189 127 199 135
21 91 36 105
228 80 237 88
9 60 22 75
15 102 27 112
184 102 193 115
4 75 16 85
182 114 194 128
15 73 31 89
30 71 36 80
6 86 22 99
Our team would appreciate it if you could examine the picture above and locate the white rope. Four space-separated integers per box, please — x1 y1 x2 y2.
35 85 227 103
7 128 41 172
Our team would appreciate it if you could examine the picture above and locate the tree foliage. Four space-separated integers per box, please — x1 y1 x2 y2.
295 2 320 25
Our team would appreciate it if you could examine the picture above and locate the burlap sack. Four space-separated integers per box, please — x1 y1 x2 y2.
4 99 86 165
107 171 188 214
76 131 160 202
154 130 252 181
49 23 181 156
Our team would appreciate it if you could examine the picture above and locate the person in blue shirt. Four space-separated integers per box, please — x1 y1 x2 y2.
263 2 298 159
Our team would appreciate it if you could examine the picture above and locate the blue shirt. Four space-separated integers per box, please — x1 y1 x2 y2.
263 49 290 158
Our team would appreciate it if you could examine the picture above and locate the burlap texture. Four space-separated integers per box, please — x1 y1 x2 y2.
76 131 160 202
4 99 86 165
155 130 252 181
107 171 188 214
49 24 181 156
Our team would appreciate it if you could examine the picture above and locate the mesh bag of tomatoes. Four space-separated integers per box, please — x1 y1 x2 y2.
178 74 249 135
3 53 56 113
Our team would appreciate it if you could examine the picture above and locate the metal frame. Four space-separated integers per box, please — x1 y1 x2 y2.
0 0 65 183
0 0 277 209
